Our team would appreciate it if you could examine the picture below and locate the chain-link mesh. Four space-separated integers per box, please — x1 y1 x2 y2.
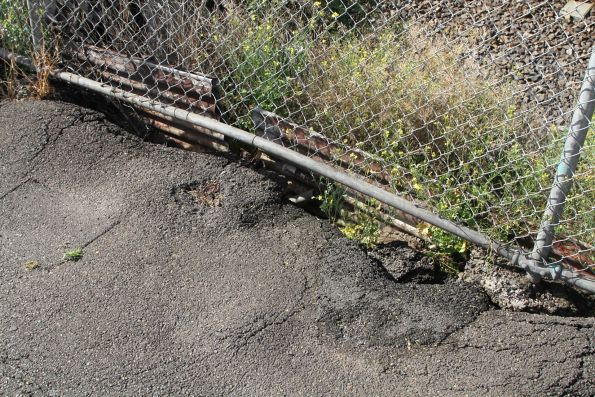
1 0 593 279
0 1 31 97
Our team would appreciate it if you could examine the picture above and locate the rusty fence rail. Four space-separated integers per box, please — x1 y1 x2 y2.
1 0 593 292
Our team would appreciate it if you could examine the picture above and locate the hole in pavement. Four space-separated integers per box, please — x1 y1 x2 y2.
180 180 223 208
366 241 447 284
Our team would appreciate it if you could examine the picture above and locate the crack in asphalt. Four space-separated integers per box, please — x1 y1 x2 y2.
81 219 123 249
223 271 312 357
42 219 124 272
0 177 32 201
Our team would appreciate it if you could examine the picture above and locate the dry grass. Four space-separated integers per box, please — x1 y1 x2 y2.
300 27 518 162
29 42 57 98
0 3 61 101
185 180 223 207
0 56 20 98
23 259 40 271
0 45 57 100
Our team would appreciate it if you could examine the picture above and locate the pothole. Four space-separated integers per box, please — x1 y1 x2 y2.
366 241 446 284
179 180 223 207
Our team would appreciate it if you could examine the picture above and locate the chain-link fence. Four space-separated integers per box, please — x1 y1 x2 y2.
1 0 594 290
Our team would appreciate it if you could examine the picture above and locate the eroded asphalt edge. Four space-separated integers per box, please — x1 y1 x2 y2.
0 100 592 396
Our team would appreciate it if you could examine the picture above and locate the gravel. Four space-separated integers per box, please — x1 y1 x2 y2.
462 247 595 316
393 0 594 124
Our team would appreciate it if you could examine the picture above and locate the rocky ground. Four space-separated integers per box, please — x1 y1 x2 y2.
0 99 593 396
394 0 594 123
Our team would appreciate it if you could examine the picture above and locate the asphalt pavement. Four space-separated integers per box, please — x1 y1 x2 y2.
0 100 592 396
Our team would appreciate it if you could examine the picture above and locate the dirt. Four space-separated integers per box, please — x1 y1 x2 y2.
0 100 593 396
463 247 595 317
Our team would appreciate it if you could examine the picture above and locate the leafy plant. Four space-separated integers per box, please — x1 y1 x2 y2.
198 5 311 130
316 180 382 247
340 213 380 248
314 0 381 32
0 0 30 98
317 180 345 221
0 0 31 54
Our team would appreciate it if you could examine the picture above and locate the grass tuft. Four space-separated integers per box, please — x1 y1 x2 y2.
63 247 83 262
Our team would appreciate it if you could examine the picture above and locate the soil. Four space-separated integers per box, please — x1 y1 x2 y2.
0 100 593 396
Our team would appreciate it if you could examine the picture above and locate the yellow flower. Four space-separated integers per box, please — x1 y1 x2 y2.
418 223 432 237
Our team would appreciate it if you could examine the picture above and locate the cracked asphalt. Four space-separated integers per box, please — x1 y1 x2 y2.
0 100 593 396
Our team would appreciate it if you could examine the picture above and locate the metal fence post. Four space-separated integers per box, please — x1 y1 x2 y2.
529 48 595 281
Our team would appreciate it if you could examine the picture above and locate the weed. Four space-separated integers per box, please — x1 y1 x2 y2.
316 180 345 221
0 56 20 98
0 0 31 55
24 259 40 271
0 0 30 98
293 27 590 257
315 0 383 33
287 27 525 254
205 4 311 130
316 180 381 247
195 12 586 256
63 247 83 262
30 38 58 99
1 0 57 99
341 215 380 248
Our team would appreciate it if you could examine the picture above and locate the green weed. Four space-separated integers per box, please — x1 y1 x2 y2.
191 4 312 130
316 180 381 247
293 27 594 257
341 219 380 249
316 180 345 222
0 0 30 97
0 0 31 54
195 9 592 257
63 247 83 262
